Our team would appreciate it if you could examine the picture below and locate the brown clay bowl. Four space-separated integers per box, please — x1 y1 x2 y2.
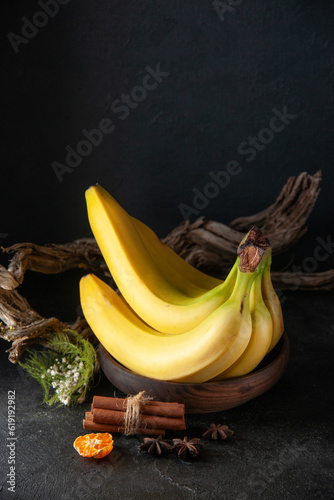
98 332 289 414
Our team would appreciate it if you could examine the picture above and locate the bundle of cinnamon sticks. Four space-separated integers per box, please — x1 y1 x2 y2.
83 395 186 436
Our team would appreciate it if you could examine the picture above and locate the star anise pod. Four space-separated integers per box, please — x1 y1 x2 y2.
171 436 203 460
139 435 172 455
202 423 234 440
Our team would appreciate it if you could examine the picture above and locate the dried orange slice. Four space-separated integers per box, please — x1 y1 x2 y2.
73 433 113 458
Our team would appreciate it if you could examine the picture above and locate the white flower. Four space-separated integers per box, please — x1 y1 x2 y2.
41 374 45 379
50 370 56 376
59 394 70 405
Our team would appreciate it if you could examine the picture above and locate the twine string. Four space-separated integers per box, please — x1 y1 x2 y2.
123 391 153 435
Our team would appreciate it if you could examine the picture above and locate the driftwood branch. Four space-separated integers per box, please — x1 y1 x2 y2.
271 270 334 291
229 170 322 237
0 285 96 363
0 238 107 290
162 171 326 276
0 239 108 362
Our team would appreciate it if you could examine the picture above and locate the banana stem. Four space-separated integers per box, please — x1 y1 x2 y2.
237 226 271 273
228 264 256 306
250 269 263 309
226 226 272 307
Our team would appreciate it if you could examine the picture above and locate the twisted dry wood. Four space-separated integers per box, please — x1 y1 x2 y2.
271 270 334 291
0 238 107 290
162 170 324 275
0 286 96 363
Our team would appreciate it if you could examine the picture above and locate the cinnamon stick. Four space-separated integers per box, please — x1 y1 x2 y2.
92 395 185 418
92 407 186 431
83 415 166 436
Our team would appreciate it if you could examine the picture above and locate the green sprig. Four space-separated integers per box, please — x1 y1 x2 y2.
19 330 97 406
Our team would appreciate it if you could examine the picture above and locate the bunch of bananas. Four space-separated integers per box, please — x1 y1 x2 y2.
79 185 284 383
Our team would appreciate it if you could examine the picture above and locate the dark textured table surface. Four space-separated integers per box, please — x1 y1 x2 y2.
1 280 334 500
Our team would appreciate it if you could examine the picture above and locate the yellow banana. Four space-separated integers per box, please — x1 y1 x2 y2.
211 259 273 380
85 184 236 334
79 259 262 383
131 216 223 291
261 257 284 352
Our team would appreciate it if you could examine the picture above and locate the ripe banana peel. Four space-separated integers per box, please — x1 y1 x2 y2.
211 263 273 380
81 184 285 382
85 184 236 334
130 216 223 291
262 262 285 352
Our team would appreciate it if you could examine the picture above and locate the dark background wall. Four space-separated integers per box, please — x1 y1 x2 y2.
1 0 334 271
